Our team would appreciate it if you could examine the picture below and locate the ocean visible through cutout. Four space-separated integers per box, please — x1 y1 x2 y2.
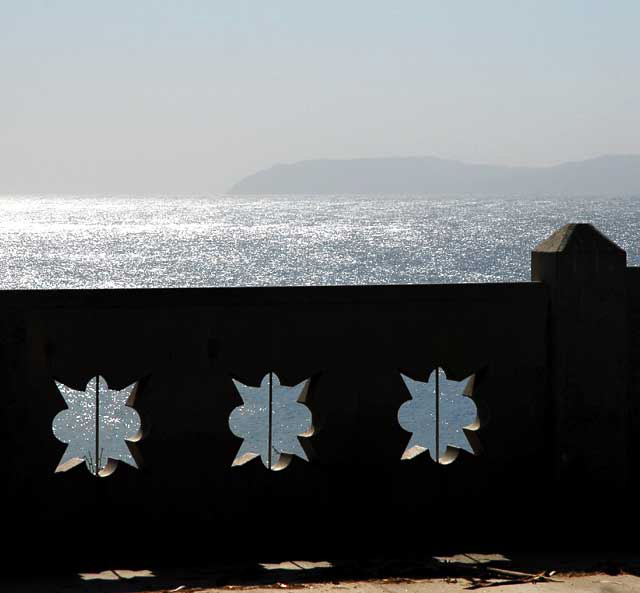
52 376 142 477
229 372 313 470
398 367 478 464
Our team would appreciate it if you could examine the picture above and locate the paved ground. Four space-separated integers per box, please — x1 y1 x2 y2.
4 554 640 593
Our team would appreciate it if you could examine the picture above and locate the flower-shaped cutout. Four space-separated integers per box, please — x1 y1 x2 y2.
229 372 313 470
398 367 479 464
52 375 142 477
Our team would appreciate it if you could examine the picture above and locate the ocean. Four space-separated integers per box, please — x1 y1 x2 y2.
1 194 638 289
2 194 638 472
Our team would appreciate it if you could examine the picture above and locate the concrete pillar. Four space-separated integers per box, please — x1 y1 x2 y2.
532 223 629 492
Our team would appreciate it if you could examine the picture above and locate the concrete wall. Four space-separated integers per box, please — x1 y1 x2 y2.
0 223 635 567
627 266 640 492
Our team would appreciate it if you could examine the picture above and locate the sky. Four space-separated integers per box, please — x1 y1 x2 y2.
1 1 639 194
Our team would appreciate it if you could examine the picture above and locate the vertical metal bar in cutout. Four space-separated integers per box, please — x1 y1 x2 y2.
435 367 440 464
95 375 100 477
268 371 273 470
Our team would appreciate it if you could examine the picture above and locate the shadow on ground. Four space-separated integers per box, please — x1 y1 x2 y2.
4 553 640 593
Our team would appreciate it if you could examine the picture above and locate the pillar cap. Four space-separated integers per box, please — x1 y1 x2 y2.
533 223 625 255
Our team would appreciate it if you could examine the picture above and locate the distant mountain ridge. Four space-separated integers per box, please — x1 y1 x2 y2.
230 154 640 195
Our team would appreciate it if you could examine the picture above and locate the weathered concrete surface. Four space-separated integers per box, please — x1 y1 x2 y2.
532 223 629 491
626 265 640 493
0 282 549 566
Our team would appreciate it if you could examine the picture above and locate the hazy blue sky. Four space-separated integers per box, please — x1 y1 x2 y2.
1 1 639 193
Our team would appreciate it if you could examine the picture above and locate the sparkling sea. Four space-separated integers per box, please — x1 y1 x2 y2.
2 194 638 472
1 194 638 289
